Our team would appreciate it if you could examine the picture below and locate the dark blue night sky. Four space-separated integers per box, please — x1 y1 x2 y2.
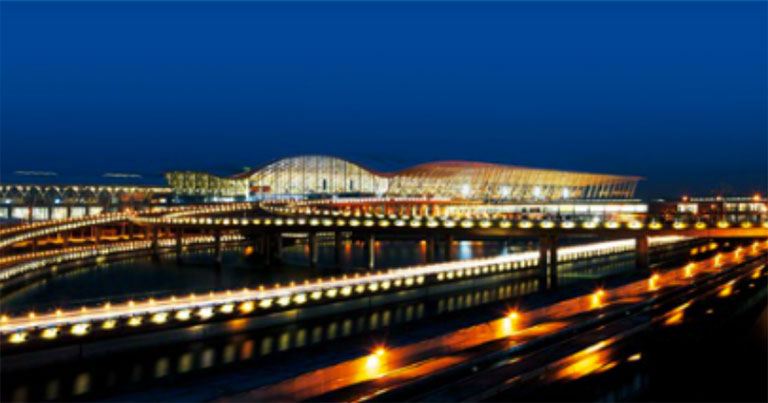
1 1 766 197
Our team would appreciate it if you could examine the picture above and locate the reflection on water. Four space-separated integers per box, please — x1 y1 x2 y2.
1 239 663 402
2 250 644 402
3 274 544 402
0 239 524 313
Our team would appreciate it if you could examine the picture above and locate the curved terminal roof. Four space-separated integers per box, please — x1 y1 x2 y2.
167 155 642 199
231 155 387 180
392 160 642 185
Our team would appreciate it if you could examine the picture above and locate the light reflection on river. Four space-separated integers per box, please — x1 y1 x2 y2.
1 239 527 313
0 239 647 402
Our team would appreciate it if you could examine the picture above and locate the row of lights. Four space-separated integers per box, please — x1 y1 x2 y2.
3 272 429 344
139 215 768 232
266 196 449 208
0 214 136 250
160 202 257 219
589 239 767 311
0 234 245 282
0 211 130 237
0 236 694 341
0 202 254 250
0 201 219 238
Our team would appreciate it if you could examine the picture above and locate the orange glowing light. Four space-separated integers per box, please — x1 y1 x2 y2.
363 347 387 378
684 263 695 278
500 310 522 336
628 353 642 362
648 273 660 291
665 312 684 326
590 289 605 309
752 268 762 279
718 281 734 298
554 341 611 380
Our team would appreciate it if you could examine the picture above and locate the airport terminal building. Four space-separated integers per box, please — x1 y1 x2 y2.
165 155 641 201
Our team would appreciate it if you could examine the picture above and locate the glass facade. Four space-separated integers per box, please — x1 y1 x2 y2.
166 155 641 201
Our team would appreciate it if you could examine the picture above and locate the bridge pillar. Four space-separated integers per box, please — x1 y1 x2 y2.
308 232 318 268
93 226 100 245
366 233 375 269
538 236 549 280
334 231 343 267
426 236 436 263
214 229 223 265
444 234 454 261
548 235 559 289
151 226 159 258
636 235 650 271
263 235 272 266
274 233 283 261
175 229 183 265
255 234 265 255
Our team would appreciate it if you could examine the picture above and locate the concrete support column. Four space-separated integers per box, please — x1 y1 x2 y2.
274 233 283 260
93 226 100 245
538 236 549 278
151 226 159 257
548 235 559 288
254 234 264 255
636 235 650 271
444 234 454 261
308 232 319 268
334 231 343 267
175 228 183 264
366 233 375 269
426 236 436 263
214 229 222 265
264 235 272 266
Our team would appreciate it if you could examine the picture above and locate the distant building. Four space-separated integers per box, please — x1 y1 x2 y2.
165 155 642 201
649 195 768 222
